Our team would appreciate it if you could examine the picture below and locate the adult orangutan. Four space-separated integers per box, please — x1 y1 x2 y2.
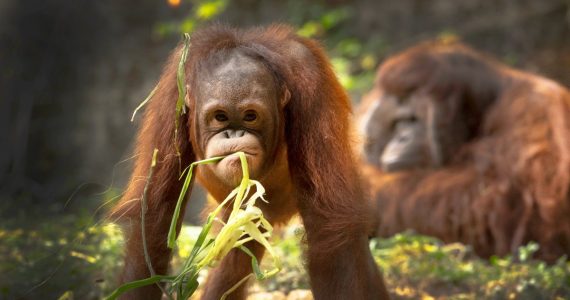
358 41 570 262
112 25 389 299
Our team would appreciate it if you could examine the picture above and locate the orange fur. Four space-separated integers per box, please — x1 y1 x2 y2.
359 42 570 262
112 25 389 299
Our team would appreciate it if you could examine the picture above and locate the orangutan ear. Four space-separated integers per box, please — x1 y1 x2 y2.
280 86 291 108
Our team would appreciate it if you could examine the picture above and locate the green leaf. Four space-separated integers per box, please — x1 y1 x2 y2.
106 275 175 300
297 21 321 38
240 245 264 279
131 85 158 122
178 272 200 299
167 156 224 249
176 33 191 118
195 0 227 20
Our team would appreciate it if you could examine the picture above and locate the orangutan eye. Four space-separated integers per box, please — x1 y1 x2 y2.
214 111 228 122
243 111 257 122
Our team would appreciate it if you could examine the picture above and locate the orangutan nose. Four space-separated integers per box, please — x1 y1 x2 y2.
222 129 246 139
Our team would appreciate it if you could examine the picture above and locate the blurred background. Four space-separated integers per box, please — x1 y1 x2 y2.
1 0 569 299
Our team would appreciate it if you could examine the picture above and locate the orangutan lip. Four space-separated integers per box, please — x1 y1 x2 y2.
218 150 257 157
215 151 257 164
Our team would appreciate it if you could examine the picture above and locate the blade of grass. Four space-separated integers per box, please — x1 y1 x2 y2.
111 150 281 299
131 85 158 122
141 149 158 276
173 33 191 169
106 275 175 300
232 153 250 212
139 149 173 299
176 33 191 117
179 272 200 299
239 245 264 279
220 274 254 300
167 155 224 249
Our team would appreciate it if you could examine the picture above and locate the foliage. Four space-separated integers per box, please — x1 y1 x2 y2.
3 218 569 299
372 232 570 299
107 152 280 299
155 0 229 36
156 0 386 99
184 229 570 300
0 214 123 299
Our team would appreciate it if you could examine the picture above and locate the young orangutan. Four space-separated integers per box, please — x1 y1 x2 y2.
113 24 390 299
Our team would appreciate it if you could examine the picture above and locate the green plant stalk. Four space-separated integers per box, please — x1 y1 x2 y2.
167 155 224 248
169 152 280 296
130 85 158 122
106 275 175 300
141 149 159 276
173 33 191 162
108 151 280 299
139 149 173 299
175 33 191 118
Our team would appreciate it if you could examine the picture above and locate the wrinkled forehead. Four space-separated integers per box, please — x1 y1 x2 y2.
195 52 278 104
